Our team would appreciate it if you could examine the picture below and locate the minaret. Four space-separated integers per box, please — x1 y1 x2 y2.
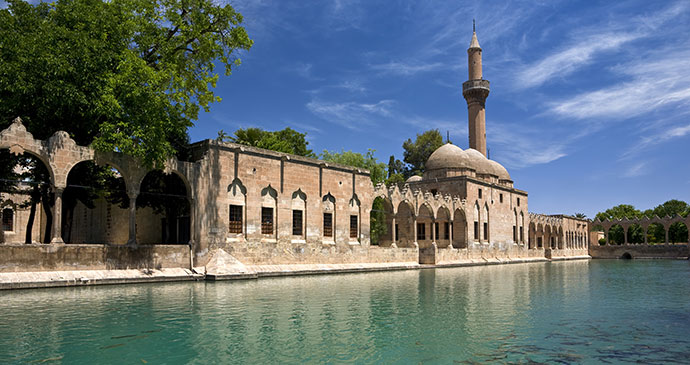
462 21 490 157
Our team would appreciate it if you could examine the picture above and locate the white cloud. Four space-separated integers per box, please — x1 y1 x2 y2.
370 61 445 76
488 122 568 168
305 99 395 130
623 161 648 178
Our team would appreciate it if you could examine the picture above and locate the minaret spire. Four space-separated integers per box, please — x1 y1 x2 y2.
462 24 490 157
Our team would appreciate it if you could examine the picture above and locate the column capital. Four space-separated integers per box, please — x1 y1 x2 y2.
52 186 65 194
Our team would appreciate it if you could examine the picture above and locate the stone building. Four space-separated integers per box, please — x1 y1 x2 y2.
0 29 591 275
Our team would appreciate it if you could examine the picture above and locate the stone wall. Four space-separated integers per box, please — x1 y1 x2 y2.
589 244 688 259
0 244 190 272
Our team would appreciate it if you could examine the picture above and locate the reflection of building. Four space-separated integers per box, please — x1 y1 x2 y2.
0 29 590 275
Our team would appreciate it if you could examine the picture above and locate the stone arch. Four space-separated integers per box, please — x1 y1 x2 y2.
452 208 468 248
371 196 394 246
417 203 434 248
537 223 544 248
137 169 191 244
669 221 688 244
528 221 536 249
519 211 525 244
348 193 361 242
607 224 624 245
512 209 519 243
627 223 644 244
396 200 415 248
436 205 452 248
557 226 564 249
473 202 481 243
61 160 128 244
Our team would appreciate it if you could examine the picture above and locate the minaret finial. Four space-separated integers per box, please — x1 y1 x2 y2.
473 19 475 32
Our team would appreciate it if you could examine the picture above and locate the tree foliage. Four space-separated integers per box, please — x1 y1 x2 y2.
220 127 315 157
595 200 689 244
0 0 252 167
401 129 444 177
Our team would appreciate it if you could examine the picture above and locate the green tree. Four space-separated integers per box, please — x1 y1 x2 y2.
0 0 252 167
595 204 642 245
221 127 315 157
648 200 689 243
574 213 587 219
320 149 388 245
402 129 444 177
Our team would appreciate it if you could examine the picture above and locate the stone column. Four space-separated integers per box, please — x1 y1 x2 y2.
431 220 436 244
643 226 648 245
624 227 629 245
188 197 196 246
413 217 418 247
449 221 454 249
127 190 139 246
51 187 64 244
665 227 669 245
391 217 397 248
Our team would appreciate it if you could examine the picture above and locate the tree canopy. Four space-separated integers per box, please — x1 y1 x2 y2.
219 127 315 157
594 200 689 244
0 0 252 167
401 129 444 177
320 149 386 185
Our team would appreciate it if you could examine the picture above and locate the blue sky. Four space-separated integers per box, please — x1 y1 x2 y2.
6 0 688 218
189 0 690 218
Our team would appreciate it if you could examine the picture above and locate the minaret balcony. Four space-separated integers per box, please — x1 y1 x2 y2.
462 79 490 93
462 79 490 99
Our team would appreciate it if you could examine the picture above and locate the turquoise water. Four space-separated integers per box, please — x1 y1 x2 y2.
1 260 689 363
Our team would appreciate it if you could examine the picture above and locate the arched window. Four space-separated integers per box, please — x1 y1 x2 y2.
473 203 480 241
513 210 518 243
483 204 489 241
228 178 246 236
349 194 360 242
291 189 307 238
519 212 525 243
2 208 13 232
322 193 336 240
261 186 278 237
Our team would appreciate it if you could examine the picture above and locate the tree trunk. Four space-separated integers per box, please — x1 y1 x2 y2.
0 209 5 244
25 201 36 244
42 200 52 243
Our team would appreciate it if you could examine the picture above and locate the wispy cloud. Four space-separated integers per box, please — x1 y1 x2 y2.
305 99 395 130
623 161 648 178
488 123 568 168
371 61 445 76
548 48 690 120
513 1 689 89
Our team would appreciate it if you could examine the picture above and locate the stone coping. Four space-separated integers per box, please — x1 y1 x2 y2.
0 256 596 289
0 268 202 290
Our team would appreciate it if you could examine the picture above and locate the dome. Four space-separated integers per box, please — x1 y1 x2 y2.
487 159 511 180
406 175 422 183
425 143 470 171
464 148 494 176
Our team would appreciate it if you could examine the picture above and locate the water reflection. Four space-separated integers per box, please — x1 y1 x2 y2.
0 260 688 363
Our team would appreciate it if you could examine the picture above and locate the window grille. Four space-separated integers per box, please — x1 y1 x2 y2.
261 207 273 234
444 222 450 239
349 215 358 239
292 210 303 236
229 205 243 234
323 213 333 237
484 222 488 240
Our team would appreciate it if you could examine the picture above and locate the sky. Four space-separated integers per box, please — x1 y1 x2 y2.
6 0 689 218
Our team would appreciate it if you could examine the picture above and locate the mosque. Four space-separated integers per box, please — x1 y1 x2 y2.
0 29 591 278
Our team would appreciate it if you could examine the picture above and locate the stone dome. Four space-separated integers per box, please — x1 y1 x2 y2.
425 143 470 171
406 175 422 183
464 148 494 176
487 159 511 181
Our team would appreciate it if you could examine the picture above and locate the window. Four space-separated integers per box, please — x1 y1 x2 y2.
434 222 439 240
349 215 358 239
261 207 273 234
520 227 524 242
228 205 243 234
517 198 520 207
474 221 479 240
483 222 488 240
2 208 13 232
500 194 503 203
292 210 303 236
444 222 450 240
513 226 517 242
478 188 482 199
417 222 426 241
395 223 399 240
323 213 333 237
430 189 438 195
